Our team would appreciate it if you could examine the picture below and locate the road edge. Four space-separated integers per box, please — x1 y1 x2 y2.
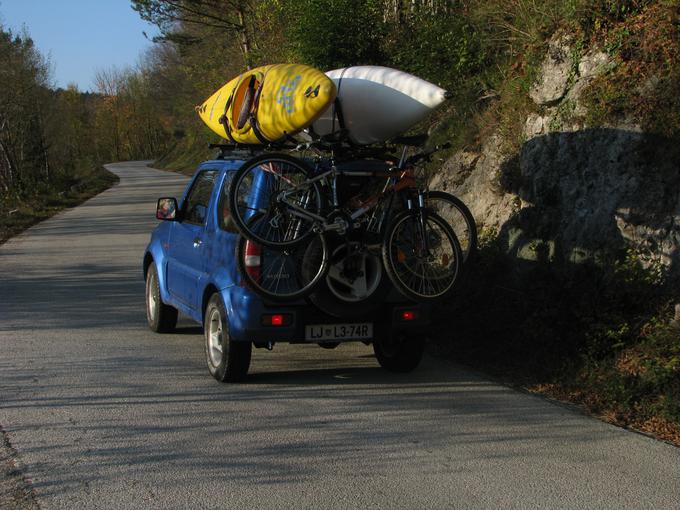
0 424 39 510
0 165 120 247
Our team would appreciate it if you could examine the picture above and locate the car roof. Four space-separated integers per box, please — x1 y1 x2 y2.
197 158 244 172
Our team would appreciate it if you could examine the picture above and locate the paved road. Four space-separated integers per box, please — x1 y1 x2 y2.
1 161 678 509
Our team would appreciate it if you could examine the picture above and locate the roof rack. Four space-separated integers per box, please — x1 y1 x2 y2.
208 142 300 160
207 131 429 161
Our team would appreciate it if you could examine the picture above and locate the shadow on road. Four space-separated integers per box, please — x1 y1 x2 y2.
2 345 598 494
0 267 146 332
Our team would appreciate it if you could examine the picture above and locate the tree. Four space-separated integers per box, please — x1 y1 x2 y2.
131 0 255 68
0 26 52 196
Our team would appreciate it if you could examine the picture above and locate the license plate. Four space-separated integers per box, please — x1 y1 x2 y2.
305 323 373 341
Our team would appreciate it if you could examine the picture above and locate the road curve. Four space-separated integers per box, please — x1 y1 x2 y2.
0 161 678 509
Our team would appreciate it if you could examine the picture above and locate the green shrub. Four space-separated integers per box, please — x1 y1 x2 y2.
574 0 654 32
384 11 484 91
283 0 387 69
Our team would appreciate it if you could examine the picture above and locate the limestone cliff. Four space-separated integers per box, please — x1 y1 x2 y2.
432 32 680 276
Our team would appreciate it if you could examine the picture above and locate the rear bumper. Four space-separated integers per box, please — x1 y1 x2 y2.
225 286 430 343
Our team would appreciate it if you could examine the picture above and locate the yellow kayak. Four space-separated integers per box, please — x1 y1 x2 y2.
197 64 337 144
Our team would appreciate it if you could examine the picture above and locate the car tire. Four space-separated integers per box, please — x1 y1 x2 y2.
373 333 425 373
204 293 252 382
145 264 178 333
306 240 391 319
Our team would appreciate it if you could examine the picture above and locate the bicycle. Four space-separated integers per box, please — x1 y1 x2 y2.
228 139 468 303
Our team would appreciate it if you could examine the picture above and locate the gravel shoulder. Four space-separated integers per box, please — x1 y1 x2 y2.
1 427 38 510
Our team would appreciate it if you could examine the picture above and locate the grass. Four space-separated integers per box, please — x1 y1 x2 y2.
0 166 119 245
580 2 680 138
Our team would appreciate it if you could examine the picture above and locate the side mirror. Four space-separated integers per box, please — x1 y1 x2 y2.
156 197 178 221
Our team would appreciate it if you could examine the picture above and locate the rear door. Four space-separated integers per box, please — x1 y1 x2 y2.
166 169 219 310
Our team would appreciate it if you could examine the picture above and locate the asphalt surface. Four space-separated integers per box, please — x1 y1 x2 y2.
1 161 678 509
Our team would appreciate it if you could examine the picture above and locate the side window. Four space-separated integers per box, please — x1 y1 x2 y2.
183 170 219 225
218 173 239 233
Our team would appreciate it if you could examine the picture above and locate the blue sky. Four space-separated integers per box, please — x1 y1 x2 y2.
0 0 158 91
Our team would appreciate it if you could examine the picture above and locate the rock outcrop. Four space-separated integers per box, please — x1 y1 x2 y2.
434 32 680 276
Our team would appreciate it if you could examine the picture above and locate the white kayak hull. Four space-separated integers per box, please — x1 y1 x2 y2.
308 66 449 145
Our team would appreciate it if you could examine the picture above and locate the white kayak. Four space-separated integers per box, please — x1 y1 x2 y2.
307 66 449 145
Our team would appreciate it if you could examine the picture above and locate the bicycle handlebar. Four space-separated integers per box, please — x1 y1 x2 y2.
402 142 452 167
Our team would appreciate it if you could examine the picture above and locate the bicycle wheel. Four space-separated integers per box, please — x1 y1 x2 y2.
425 190 477 263
236 216 329 302
229 153 323 249
382 210 462 302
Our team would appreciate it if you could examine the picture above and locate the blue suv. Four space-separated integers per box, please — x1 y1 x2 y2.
143 155 430 382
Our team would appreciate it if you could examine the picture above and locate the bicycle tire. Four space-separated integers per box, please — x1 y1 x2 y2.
229 153 322 249
382 210 462 302
425 190 477 263
236 215 329 302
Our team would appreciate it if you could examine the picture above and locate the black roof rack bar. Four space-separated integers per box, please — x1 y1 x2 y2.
208 142 299 151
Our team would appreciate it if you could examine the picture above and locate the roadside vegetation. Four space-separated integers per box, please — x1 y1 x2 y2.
0 165 118 245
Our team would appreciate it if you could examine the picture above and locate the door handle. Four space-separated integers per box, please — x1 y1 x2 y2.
193 238 202 248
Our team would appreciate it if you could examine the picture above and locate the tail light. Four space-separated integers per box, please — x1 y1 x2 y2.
261 314 292 326
400 310 418 321
243 240 261 283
